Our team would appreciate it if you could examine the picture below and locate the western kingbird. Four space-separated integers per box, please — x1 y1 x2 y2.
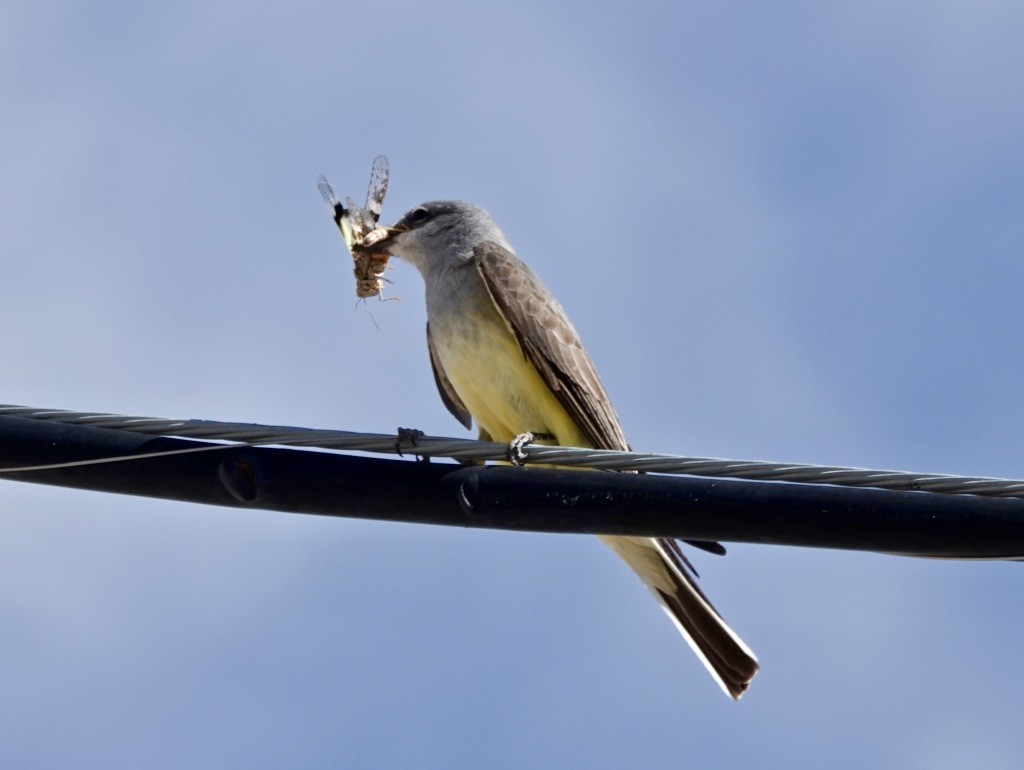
370 200 759 698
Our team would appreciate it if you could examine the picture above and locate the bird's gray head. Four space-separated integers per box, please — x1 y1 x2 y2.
366 200 513 274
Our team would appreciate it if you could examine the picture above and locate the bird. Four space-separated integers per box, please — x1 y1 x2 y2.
367 199 759 698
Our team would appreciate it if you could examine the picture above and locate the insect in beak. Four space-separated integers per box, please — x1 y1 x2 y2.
354 225 405 252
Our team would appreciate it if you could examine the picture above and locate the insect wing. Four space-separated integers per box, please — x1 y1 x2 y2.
317 175 340 208
317 175 347 225
343 196 372 236
364 155 389 223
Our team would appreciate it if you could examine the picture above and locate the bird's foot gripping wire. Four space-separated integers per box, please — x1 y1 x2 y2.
507 432 535 467
395 427 427 461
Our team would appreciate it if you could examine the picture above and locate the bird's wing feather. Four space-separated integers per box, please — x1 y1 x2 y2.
427 321 473 430
473 241 629 451
473 241 723 560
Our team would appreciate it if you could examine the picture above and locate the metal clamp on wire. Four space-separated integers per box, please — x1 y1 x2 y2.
507 432 535 466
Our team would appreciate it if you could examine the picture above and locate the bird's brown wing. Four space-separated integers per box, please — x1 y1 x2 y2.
427 321 472 430
473 241 629 451
475 241 726 564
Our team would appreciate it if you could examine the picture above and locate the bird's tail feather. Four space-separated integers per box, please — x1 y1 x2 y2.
600 535 759 699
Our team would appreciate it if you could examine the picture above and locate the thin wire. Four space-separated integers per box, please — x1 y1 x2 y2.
3 404 1024 499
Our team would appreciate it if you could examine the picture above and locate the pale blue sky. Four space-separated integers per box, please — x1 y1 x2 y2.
3 1 1024 767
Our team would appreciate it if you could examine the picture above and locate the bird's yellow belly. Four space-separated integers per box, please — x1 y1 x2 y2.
435 311 591 448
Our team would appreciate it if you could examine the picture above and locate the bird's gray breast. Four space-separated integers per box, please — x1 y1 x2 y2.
423 259 506 349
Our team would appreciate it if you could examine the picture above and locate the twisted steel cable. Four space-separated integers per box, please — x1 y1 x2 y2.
2 404 1023 498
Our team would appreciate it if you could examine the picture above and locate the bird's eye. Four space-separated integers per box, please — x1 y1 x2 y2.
407 206 431 225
